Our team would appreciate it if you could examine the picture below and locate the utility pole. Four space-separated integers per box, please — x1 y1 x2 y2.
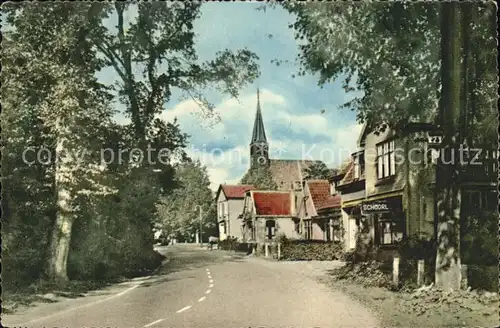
195 205 203 247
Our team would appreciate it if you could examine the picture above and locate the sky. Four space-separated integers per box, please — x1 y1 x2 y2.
99 3 363 190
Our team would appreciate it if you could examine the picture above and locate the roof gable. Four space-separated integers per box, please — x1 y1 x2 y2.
217 184 255 199
306 180 341 212
251 190 292 216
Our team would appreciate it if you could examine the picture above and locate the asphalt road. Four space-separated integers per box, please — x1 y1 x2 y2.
4 245 379 328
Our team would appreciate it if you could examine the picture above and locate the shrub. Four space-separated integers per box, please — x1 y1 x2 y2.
397 234 436 286
279 236 343 261
218 237 238 251
467 265 498 292
461 210 498 266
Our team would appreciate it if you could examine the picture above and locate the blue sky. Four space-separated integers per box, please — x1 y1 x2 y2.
101 3 363 190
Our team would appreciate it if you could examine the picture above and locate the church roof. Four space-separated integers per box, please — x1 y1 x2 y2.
251 190 292 216
305 180 341 211
269 159 322 188
250 89 267 144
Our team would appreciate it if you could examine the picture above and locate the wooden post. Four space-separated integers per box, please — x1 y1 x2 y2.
265 243 269 258
460 264 468 290
417 260 425 287
277 243 281 260
393 257 399 287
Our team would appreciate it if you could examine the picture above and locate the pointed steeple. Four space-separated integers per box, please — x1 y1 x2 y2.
250 88 267 144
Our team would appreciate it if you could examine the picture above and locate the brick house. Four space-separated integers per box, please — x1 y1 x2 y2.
335 121 497 259
215 184 255 241
297 180 342 241
240 190 300 244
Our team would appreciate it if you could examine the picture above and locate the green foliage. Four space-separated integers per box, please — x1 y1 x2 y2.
240 165 278 190
279 236 343 261
281 2 496 138
2 1 258 292
303 161 331 180
467 265 498 292
461 210 498 266
155 160 215 241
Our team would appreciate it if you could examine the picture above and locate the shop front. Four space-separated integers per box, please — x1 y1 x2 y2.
361 195 406 248
342 204 362 250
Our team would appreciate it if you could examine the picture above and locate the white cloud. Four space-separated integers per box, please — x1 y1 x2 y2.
157 89 363 191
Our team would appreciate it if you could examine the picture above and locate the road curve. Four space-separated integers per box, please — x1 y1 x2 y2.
4 245 379 328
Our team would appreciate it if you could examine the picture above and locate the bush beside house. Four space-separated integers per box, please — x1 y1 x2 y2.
278 236 343 261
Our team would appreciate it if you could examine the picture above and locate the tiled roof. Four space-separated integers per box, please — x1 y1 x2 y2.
339 160 355 185
221 185 255 199
252 191 292 216
268 159 322 189
306 180 341 211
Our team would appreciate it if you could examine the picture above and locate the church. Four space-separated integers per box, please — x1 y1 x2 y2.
215 89 331 242
246 89 323 191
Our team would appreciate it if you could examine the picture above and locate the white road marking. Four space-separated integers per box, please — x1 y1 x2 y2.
209 284 214 288
144 318 165 327
5 258 172 327
205 268 209 272
205 289 211 294
198 296 206 302
207 275 212 279
209 279 214 283
176 305 192 313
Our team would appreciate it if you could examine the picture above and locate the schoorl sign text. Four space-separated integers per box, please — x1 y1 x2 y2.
361 196 403 214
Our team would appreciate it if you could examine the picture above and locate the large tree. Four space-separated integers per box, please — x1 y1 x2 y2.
3 3 116 284
280 1 497 291
2 1 260 285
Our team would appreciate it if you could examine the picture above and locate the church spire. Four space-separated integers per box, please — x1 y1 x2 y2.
250 88 267 144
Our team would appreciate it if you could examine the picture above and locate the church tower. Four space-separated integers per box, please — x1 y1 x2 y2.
249 89 269 167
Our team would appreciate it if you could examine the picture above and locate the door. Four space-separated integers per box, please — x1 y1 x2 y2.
349 218 357 249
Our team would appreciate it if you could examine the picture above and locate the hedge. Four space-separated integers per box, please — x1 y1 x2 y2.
279 236 343 261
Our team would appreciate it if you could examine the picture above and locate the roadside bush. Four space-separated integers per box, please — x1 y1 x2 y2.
467 265 498 292
462 210 498 266
398 234 436 286
331 260 392 288
218 237 238 251
279 236 343 261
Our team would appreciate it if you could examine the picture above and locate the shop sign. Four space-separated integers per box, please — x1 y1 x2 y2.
361 197 403 214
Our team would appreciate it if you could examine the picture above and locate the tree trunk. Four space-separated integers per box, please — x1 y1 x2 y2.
46 127 75 285
434 2 463 292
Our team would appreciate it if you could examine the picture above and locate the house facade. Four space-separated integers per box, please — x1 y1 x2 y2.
240 190 300 244
335 121 497 259
298 180 342 242
215 184 255 241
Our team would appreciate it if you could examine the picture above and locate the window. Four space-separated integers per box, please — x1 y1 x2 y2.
323 219 331 241
220 221 226 234
294 220 301 234
218 202 224 219
483 190 498 211
377 140 396 179
265 220 276 239
463 190 497 214
329 182 336 195
304 220 313 240
376 214 404 246
353 152 365 179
